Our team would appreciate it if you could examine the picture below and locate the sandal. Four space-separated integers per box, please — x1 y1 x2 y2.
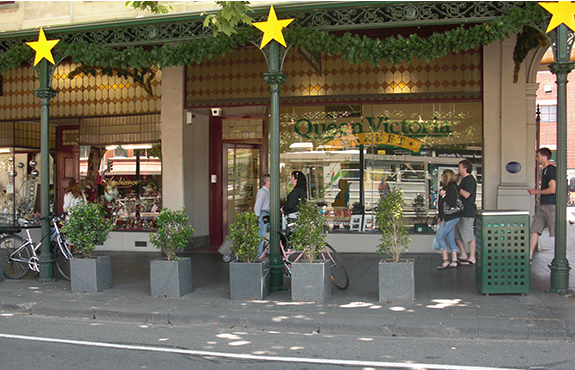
437 259 450 269
449 260 458 268
459 259 475 266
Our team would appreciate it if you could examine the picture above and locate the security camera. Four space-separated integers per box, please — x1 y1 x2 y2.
185 111 195 125
211 108 222 117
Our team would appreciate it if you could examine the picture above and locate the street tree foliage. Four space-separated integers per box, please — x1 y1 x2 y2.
203 1 253 36
125 1 172 14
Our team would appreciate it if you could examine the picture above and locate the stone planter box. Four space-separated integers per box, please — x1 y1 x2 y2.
150 257 192 297
379 258 414 304
229 260 270 300
291 259 331 303
71 256 112 293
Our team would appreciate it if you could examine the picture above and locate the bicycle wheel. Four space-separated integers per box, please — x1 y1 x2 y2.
325 243 349 290
53 241 71 280
0 234 30 279
53 235 85 280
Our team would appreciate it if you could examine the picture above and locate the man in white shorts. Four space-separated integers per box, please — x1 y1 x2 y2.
455 159 477 265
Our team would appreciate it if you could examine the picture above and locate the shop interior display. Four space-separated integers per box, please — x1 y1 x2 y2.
0 152 48 225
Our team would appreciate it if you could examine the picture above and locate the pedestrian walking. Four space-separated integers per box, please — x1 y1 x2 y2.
436 169 463 269
455 159 477 266
528 147 556 261
254 174 271 257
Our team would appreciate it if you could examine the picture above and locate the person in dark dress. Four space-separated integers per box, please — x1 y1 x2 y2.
281 171 307 215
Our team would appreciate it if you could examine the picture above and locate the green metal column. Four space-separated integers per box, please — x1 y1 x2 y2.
548 24 572 294
263 40 287 291
34 59 57 282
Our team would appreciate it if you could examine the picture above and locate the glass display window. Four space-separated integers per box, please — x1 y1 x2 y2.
0 149 53 224
79 143 161 230
278 102 482 231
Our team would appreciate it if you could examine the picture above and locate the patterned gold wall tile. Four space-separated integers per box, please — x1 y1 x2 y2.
0 63 162 121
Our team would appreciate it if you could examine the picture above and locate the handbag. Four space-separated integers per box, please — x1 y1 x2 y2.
443 186 464 215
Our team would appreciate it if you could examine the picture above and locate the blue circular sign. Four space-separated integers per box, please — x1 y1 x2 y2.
506 161 521 174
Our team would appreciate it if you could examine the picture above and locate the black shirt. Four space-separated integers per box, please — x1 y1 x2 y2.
540 165 556 205
282 187 307 214
459 175 477 218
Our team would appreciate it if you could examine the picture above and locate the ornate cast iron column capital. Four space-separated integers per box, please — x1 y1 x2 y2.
263 71 286 92
34 87 58 100
549 61 575 81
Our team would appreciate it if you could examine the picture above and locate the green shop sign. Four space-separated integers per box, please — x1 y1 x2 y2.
294 117 452 139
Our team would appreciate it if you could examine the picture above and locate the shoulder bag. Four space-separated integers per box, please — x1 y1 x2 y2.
443 186 464 215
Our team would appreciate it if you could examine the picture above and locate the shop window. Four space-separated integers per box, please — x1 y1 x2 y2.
0 150 53 224
79 143 161 230
278 102 483 232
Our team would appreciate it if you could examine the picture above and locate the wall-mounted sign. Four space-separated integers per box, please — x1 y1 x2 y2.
323 132 423 153
506 161 521 174
294 117 452 140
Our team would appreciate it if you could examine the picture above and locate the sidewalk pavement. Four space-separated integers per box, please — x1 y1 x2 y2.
1 229 575 340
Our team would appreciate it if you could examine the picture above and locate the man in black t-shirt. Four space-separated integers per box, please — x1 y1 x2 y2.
455 159 477 265
528 147 556 261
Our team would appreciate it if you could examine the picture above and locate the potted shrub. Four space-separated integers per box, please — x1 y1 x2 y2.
289 200 331 302
412 193 429 233
227 211 269 300
375 186 414 304
62 202 113 293
148 207 195 297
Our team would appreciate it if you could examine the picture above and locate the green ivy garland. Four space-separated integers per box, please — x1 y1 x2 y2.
0 3 549 79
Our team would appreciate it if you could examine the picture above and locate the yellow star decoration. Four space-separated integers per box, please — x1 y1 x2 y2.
252 5 293 49
26 27 60 66
540 1 575 33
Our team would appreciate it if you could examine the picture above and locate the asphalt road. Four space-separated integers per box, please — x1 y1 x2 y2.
1 312 574 370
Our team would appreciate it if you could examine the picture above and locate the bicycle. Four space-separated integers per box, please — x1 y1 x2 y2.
0 216 77 280
259 215 350 290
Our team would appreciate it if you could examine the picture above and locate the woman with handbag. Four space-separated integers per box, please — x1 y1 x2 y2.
436 169 463 269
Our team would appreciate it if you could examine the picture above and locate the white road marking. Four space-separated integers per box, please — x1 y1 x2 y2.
0 333 516 370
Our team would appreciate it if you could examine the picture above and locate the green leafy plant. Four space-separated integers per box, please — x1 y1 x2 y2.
289 200 327 263
375 186 411 263
227 211 262 263
0 2 549 77
61 202 113 259
125 1 172 14
149 207 195 261
203 1 253 37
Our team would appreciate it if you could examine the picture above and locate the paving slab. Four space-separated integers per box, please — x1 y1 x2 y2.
1 228 575 340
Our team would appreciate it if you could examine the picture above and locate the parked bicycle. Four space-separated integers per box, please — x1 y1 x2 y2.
0 216 77 280
259 215 350 290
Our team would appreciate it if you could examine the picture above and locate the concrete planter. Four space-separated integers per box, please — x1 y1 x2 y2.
71 256 112 293
150 257 192 297
379 258 414 304
291 259 331 302
229 260 270 300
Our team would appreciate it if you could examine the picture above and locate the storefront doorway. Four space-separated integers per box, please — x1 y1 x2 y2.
223 144 260 230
